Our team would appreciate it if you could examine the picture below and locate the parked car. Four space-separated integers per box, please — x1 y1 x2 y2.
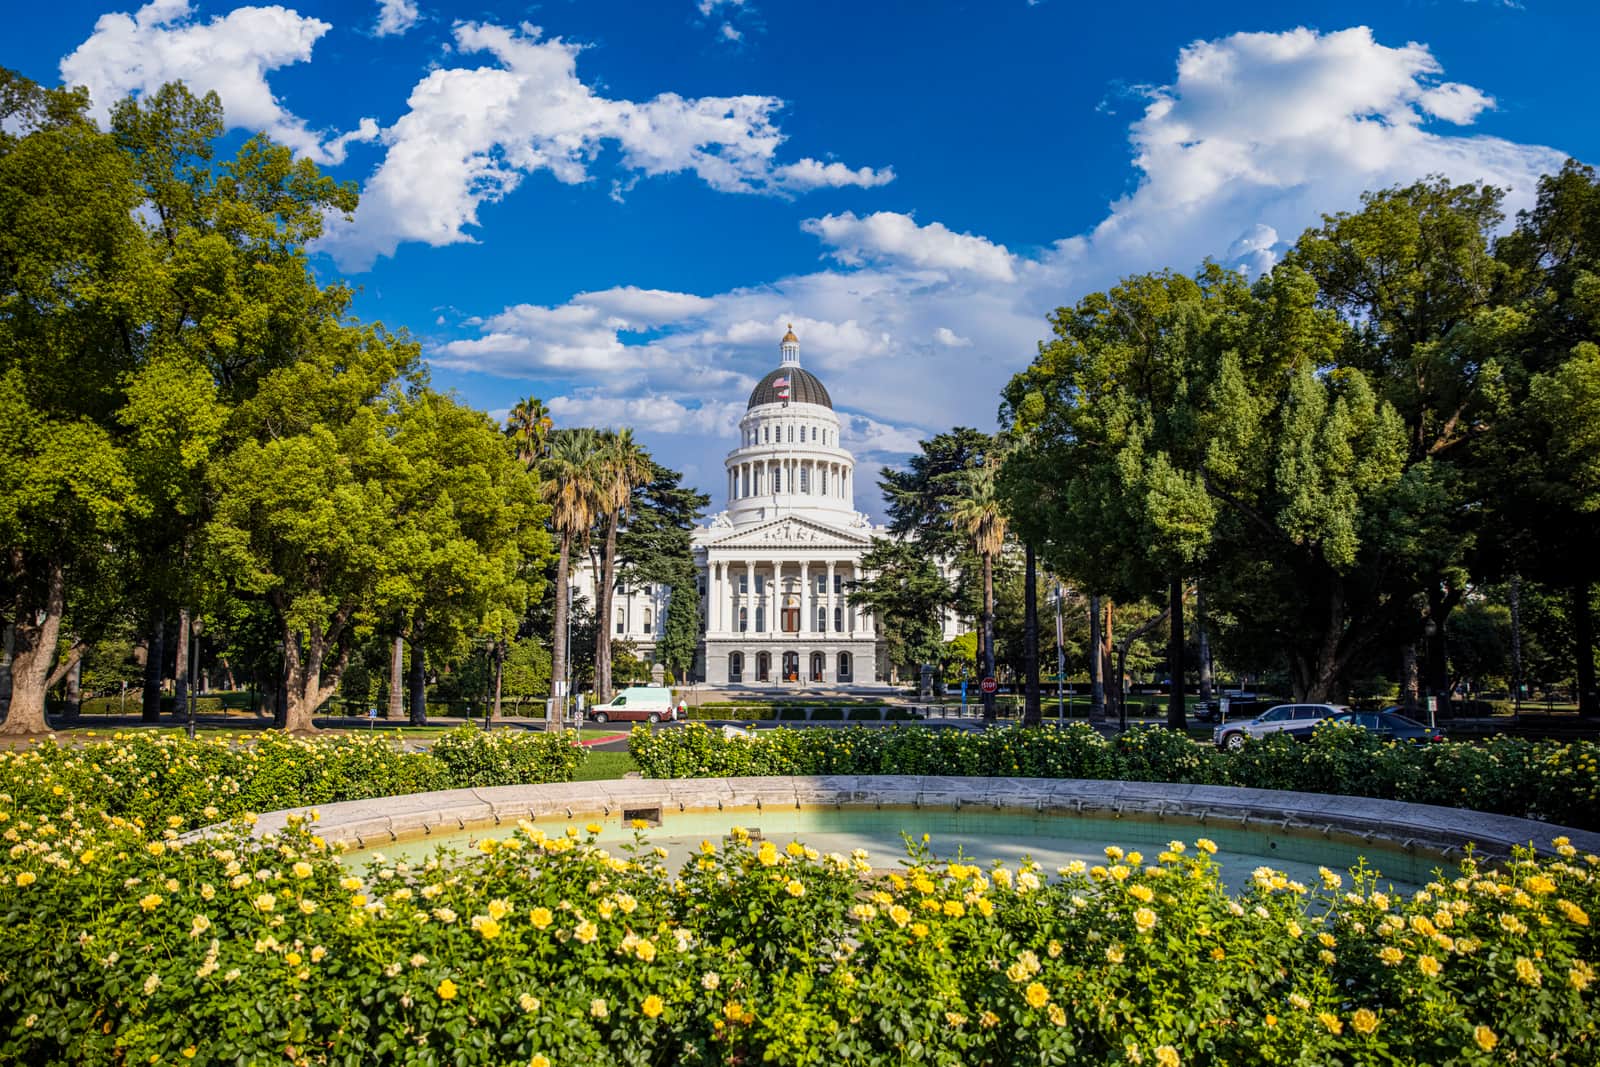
588 686 678 724
1282 709 1446 743
1192 692 1267 724
1213 703 1349 751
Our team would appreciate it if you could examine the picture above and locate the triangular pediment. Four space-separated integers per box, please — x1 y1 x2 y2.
701 513 874 549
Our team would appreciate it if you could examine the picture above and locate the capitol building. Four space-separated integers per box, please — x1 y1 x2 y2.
571 328 959 688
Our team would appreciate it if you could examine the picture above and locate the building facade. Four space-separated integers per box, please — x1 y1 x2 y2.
571 329 959 688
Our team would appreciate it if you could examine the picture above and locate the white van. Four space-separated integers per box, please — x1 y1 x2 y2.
588 686 677 724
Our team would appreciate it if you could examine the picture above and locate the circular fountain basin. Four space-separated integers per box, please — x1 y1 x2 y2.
252 776 1600 893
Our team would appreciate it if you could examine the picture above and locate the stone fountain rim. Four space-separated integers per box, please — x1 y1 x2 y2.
243 776 1600 861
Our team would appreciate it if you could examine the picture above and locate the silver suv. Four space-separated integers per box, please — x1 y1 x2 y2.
1213 703 1349 751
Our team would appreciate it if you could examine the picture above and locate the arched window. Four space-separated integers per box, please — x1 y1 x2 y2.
738 606 748 632
810 651 825 682
729 652 743 682
811 426 818 442
615 609 625 634
834 606 843 632
764 426 770 443
816 605 826 632
837 652 852 682
756 651 771 682
642 610 652 634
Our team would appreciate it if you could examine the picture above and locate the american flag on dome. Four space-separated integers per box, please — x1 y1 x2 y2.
774 375 791 401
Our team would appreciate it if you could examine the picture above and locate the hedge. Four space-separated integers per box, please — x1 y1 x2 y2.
0 804 1594 1064
628 722 1600 832
0 727 587 832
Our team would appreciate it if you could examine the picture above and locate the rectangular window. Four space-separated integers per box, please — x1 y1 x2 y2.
642 611 652 634
755 575 765 594
833 575 843 594
756 607 766 633
815 575 826 594
774 468 782 492
834 606 843 632
811 426 817 441
787 426 794 442
799 467 809 493
820 468 827 494
738 575 748 594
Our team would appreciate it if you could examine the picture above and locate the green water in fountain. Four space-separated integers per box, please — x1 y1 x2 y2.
340 806 1444 892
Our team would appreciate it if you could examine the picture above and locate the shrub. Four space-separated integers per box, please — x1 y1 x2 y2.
0 728 588 832
846 707 885 721
0 806 1594 1065
629 723 1600 831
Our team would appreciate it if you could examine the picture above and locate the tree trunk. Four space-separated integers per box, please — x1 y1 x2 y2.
1574 579 1597 718
408 622 427 727
1401 645 1420 710
1167 576 1186 731
493 639 504 718
1022 543 1041 726
141 608 165 722
1089 595 1105 722
63 655 82 725
981 552 996 722
1509 574 1523 711
1103 601 1117 722
550 536 572 727
595 512 620 704
1196 582 1213 705
0 558 75 735
387 634 405 719
173 607 191 722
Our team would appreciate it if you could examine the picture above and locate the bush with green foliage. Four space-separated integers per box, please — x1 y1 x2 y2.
629 722 1600 831
0 727 586 831
0 803 1594 1065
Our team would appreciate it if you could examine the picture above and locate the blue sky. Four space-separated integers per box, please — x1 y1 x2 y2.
8 0 1597 520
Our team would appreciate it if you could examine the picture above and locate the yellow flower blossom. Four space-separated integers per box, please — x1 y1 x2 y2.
291 862 312 879
531 906 553 930
1024 982 1050 1008
1128 884 1154 903
1133 907 1158 934
641 994 664 1019
574 919 598 944
1474 1025 1497 1051
1418 955 1442 978
530 1056 550 1067
1154 1047 1179 1067
1318 1012 1343 1035
14 872 35 887
785 880 805 898
1515 956 1542 987
437 979 458 1000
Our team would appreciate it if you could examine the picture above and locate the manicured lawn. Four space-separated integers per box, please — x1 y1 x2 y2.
572 750 637 780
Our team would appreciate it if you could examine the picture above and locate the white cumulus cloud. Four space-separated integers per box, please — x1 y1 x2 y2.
319 21 892 270
802 212 1019 282
443 24 1572 520
373 0 419 37
59 0 374 164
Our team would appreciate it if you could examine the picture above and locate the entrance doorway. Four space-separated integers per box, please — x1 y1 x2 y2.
756 651 770 682
782 651 799 682
810 651 825 682
728 652 743 683
781 595 800 633
837 651 853 683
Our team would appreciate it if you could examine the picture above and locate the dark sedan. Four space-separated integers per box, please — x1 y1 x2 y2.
1284 710 1446 743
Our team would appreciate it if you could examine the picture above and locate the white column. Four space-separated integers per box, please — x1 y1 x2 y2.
800 561 810 635
712 562 723 633
746 562 756 632
825 561 836 634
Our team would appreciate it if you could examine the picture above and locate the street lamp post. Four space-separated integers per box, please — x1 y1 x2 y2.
185 618 202 740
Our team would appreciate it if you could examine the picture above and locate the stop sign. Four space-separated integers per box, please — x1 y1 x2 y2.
980 677 999 694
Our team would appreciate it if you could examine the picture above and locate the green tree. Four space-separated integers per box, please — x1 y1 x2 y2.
592 429 653 703
848 540 953 685
949 461 1009 720
505 396 553 468
615 460 708 683
540 428 605 721
0 74 146 733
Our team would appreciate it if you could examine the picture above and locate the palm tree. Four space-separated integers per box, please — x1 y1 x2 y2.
593 429 653 703
950 460 1008 721
541 427 605 725
506 397 554 469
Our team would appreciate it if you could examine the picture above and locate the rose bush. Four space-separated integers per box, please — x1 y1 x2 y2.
0 726 586 832
630 723 1600 831
0 794 1594 1065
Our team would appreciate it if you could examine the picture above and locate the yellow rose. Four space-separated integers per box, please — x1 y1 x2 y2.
1024 982 1050 1009
1474 1025 1497 1051
437 979 458 1000
530 1055 550 1067
641 994 664 1019
1317 1012 1343 1035
1351 1008 1378 1035
1133 908 1158 934
1154 1047 1179 1067
14 872 35 887
1515 956 1542 987
291 862 313 879
139 894 162 912
531 906 553 930
785 880 805 898
1418 955 1442 978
